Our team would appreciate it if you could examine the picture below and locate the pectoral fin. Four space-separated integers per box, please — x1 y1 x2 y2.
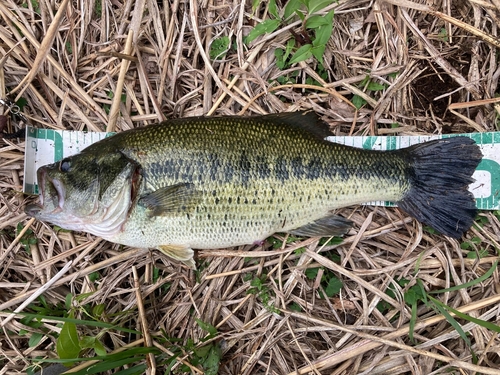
139 183 201 216
289 215 352 237
158 245 196 269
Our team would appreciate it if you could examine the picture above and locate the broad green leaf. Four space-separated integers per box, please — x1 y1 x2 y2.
351 95 366 109
92 303 105 318
308 0 335 14
79 336 107 356
312 13 334 47
195 318 218 335
295 9 306 21
29 332 44 347
284 0 302 19
325 277 343 297
16 97 28 111
466 249 489 259
289 44 313 64
194 344 212 358
269 0 279 19
204 343 222 375
306 15 329 28
56 321 81 359
366 81 386 91
210 36 230 60
305 267 319 280
311 44 326 65
246 19 280 44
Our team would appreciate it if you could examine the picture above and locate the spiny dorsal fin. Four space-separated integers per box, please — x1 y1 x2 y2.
258 111 332 140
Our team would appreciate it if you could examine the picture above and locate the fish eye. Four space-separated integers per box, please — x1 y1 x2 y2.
59 159 71 172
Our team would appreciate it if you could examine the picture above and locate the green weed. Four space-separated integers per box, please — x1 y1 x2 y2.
248 0 337 67
305 265 343 298
379 261 499 361
16 222 37 252
247 274 280 313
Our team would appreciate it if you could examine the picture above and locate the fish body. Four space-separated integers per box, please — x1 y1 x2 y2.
25 112 482 267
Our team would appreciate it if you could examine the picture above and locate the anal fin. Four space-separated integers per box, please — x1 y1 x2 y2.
158 245 196 269
289 214 352 237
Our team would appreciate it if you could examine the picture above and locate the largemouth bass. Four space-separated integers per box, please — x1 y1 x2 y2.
25 112 482 267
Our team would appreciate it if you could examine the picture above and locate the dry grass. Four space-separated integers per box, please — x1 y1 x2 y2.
1 0 500 374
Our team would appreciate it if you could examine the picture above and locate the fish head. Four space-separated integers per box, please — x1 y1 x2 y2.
25 149 142 236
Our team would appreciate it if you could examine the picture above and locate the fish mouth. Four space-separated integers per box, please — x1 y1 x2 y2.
24 168 66 217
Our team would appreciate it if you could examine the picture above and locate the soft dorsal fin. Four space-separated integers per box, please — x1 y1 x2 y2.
258 111 332 140
138 183 201 216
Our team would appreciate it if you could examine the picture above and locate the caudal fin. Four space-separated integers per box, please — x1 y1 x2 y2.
398 137 482 238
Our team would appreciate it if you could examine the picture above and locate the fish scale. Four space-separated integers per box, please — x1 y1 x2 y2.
25 112 482 268
98 114 410 249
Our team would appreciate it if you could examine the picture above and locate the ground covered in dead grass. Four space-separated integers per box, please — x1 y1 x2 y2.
1 0 500 374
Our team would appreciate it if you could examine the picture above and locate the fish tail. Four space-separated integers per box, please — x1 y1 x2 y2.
397 137 482 238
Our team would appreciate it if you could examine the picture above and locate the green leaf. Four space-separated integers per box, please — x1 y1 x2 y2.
210 36 230 60
246 19 280 44
308 0 334 14
284 0 302 20
409 301 417 342
289 302 302 311
289 44 313 64
195 318 218 336
269 0 279 19
285 38 295 58
306 15 329 28
325 277 343 297
295 9 306 21
80 336 107 356
29 332 44 347
275 48 286 69
430 261 498 294
466 249 489 259
251 0 260 12
65 293 73 311
428 296 472 348
429 295 500 334
311 45 326 65
366 81 386 91
250 277 264 290
204 343 222 375
194 343 212 359
56 321 81 359
92 303 105 318
351 95 366 109
16 97 28 111
305 267 319 280
312 14 334 47
15 312 140 334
